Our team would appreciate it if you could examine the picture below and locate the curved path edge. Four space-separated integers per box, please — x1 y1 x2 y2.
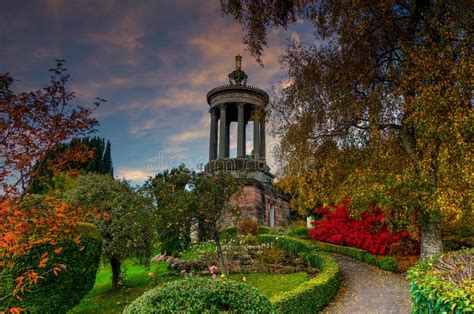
322 254 412 314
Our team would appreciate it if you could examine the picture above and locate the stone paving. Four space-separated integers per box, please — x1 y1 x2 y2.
322 254 412 314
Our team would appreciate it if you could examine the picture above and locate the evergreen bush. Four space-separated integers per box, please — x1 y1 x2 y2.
124 277 275 313
407 248 473 313
0 223 102 313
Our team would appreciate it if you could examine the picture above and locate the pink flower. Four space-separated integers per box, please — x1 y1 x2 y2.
152 253 169 263
208 265 218 273
211 273 217 279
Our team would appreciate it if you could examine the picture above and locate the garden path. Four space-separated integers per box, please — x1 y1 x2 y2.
322 254 412 314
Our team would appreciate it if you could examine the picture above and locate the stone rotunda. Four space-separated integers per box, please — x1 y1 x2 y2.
204 56 290 227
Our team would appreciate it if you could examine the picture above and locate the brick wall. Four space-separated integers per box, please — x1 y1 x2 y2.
230 183 290 227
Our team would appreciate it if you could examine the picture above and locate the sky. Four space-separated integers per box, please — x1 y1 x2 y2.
1 0 312 185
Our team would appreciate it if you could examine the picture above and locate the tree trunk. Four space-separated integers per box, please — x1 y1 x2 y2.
213 230 225 273
110 256 122 290
420 216 443 260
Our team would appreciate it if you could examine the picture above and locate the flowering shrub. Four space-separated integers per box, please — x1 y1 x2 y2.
308 199 409 255
208 265 218 279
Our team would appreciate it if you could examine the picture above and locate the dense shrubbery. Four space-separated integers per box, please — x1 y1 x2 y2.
443 210 474 251
408 248 473 313
124 277 275 313
309 199 411 255
0 223 102 313
310 241 398 272
237 218 259 236
257 234 340 313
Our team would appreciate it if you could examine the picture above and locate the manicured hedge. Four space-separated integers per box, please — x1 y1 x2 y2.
124 277 275 313
0 223 102 313
407 248 473 313
288 226 309 238
310 240 398 272
257 234 341 313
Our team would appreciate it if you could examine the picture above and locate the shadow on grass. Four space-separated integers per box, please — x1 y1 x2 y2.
69 260 177 314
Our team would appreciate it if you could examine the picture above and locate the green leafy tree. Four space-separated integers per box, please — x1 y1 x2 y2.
191 172 242 270
222 0 473 259
64 173 154 290
143 166 242 269
142 165 195 255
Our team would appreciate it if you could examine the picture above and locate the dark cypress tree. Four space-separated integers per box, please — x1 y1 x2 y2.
103 140 113 176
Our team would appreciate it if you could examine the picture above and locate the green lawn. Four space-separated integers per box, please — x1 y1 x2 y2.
227 272 308 298
70 244 309 313
69 260 173 314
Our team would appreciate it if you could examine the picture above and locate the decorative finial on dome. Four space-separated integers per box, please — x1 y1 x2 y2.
228 55 248 86
235 55 242 70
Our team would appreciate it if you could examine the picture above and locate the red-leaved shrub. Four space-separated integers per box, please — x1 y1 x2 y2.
308 199 409 255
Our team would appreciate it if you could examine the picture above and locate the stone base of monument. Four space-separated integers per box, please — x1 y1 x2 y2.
231 182 290 227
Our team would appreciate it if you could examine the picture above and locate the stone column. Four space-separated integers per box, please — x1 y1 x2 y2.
225 120 230 157
209 109 218 160
259 114 266 160
253 114 260 159
219 105 228 158
237 103 246 158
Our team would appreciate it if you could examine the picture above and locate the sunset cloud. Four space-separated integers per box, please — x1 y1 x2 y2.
169 130 208 143
116 167 153 181
1 0 312 184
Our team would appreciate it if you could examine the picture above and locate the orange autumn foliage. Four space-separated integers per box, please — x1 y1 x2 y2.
0 60 102 311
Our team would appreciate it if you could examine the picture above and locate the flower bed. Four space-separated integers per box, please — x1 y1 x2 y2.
167 239 318 275
407 248 473 313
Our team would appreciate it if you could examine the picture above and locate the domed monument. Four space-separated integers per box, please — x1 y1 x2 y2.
205 56 289 226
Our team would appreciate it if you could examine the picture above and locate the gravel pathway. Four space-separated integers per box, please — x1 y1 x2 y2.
322 254 412 314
